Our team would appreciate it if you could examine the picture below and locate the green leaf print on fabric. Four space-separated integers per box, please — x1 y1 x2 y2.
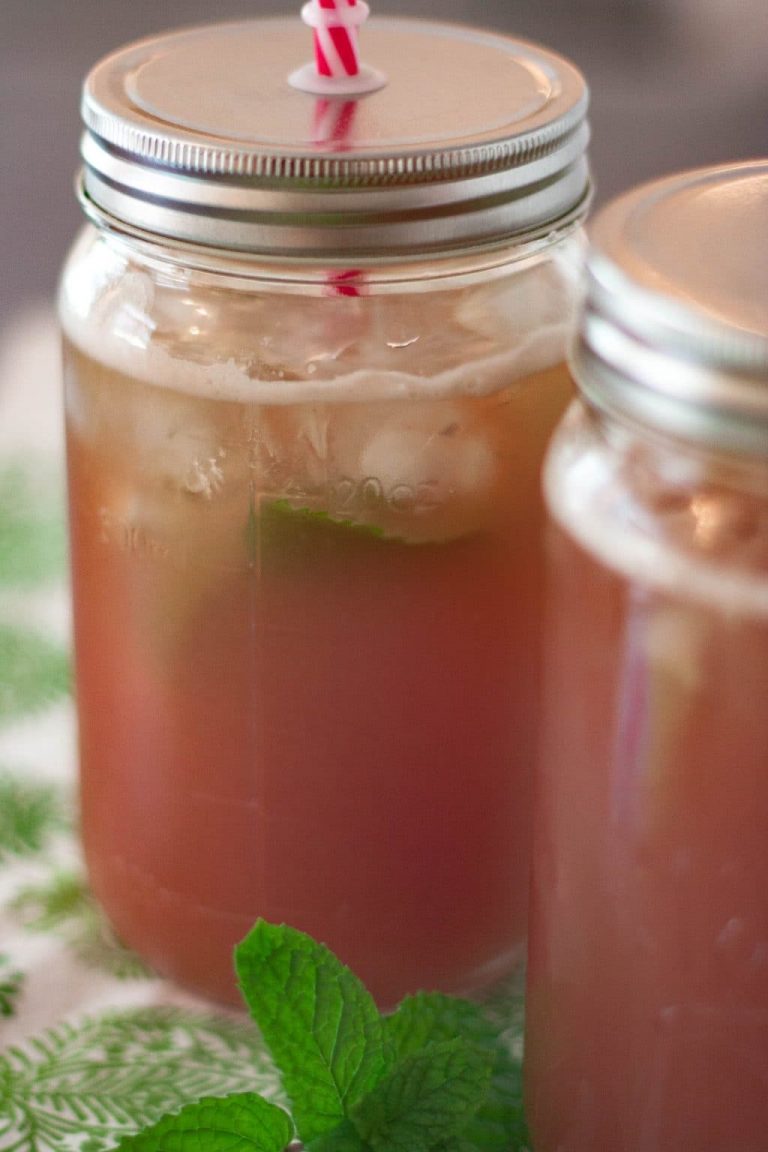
0 954 24 1018
0 771 68 859
10 871 152 981
0 625 70 720
0 466 67 588
0 1008 282 1152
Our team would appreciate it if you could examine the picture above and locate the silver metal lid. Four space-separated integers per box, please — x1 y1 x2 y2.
78 16 590 257
575 161 768 456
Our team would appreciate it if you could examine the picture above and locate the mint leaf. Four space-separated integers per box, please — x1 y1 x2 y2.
385 992 494 1059
247 498 384 570
247 500 390 569
349 1038 492 1152
385 993 527 1152
306 1118 367 1152
235 922 387 1143
256 500 400 567
266 500 388 541
113 1092 293 1151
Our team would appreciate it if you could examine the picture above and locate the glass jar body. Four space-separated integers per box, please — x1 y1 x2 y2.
526 400 768 1151
60 223 582 1007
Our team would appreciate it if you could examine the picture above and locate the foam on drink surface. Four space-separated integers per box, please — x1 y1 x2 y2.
546 405 768 618
59 230 579 407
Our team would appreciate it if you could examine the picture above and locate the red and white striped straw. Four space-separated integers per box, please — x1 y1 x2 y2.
291 1 384 96
312 97 364 296
312 97 358 150
314 0 361 79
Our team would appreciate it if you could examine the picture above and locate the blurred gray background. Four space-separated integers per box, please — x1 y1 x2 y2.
2 0 767 327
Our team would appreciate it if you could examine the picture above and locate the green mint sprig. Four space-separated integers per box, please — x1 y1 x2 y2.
115 1093 294 1152
112 920 527 1152
234 922 388 1141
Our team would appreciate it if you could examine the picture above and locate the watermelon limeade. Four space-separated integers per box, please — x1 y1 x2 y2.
526 406 768 1151
62 238 577 1006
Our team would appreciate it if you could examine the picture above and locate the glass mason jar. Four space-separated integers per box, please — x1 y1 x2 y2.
59 16 590 1007
526 162 768 1150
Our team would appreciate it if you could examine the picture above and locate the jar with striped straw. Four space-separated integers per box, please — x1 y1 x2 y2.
60 6 592 1009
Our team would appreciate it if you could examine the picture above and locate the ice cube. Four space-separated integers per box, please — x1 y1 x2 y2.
358 413 495 505
456 250 579 348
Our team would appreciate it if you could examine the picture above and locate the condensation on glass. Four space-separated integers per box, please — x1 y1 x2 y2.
59 16 591 1007
526 161 768 1151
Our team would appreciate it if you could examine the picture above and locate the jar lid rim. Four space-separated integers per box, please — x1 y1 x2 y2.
79 16 591 253
577 161 768 455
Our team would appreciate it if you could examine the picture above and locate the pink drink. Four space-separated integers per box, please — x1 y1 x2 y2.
62 253 575 1006
61 14 591 1007
527 406 768 1151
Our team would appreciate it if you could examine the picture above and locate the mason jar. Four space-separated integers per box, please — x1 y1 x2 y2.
526 161 768 1150
59 14 590 1007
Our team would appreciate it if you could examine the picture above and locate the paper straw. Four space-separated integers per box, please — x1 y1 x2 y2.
315 0 361 79
290 1 384 96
